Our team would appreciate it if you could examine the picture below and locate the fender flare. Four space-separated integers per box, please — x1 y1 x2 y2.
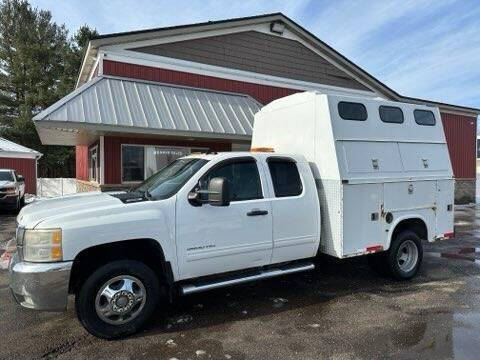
385 214 429 251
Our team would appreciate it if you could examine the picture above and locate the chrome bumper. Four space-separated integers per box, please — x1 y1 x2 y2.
8 253 73 311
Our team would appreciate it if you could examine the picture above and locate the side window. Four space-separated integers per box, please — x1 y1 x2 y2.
200 159 262 201
414 109 436 126
379 106 404 124
268 158 303 197
338 101 367 121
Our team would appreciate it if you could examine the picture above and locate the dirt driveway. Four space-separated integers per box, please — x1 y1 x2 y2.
1 206 480 359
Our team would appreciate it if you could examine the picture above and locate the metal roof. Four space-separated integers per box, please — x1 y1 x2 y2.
34 76 262 140
0 137 42 158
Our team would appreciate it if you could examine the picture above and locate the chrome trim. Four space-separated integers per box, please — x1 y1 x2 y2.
9 253 73 311
181 263 315 295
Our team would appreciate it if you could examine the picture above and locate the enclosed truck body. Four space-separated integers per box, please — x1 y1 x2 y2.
252 92 455 258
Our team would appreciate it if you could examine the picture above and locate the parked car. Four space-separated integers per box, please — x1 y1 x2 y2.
0 169 25 211
9 93 454 339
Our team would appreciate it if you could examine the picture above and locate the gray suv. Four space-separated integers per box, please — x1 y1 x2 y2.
0 169 25 211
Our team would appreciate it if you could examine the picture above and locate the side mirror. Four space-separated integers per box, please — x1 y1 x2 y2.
207 177 230 206
17 175 24 182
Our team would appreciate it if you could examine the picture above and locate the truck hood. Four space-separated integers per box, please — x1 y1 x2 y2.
17 192 123 228
0 180 15 188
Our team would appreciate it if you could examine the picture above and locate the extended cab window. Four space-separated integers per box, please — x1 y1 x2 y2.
200 159 262 201
268 158 303 197
414 109 436 126
338 101 367 121
379 106 404 124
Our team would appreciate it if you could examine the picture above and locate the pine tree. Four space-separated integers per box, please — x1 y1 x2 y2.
0 0 97 177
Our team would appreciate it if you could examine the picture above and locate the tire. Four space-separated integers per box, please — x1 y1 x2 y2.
386 230 423 280
75 260 161 339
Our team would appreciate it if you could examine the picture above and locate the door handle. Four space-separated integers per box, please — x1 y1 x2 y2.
247 209 269 216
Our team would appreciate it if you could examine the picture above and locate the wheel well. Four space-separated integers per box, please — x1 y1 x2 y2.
68 239 173 294
391 218 428 243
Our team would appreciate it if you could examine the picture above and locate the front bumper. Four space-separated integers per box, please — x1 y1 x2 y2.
0 194 18 208
8 253 73 311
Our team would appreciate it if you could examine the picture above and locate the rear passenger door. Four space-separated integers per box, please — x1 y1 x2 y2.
265 157 320 263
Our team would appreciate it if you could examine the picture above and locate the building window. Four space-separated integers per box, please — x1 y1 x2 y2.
122 144 208 183
122 145 145 182
477 139 480 158
379 106 404 124
145 146 191 178
414 109 436 126
200 159 263 201
267 158 303 197
89 145 99 182
338 101 367 121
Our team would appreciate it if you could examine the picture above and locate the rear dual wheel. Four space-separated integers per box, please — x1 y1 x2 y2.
368 230 423 280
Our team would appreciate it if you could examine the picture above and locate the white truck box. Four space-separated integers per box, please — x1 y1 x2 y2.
252 92 454 258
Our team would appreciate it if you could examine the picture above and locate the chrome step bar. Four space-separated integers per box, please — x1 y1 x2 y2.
180 262 315 295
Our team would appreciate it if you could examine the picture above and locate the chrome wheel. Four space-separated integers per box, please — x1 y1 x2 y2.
396 240 419 273
95 275 146 325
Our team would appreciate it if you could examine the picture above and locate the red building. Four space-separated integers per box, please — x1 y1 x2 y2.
33 13 479 202
0 137 42 195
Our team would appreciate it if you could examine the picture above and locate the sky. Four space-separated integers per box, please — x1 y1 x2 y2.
30 0 480 111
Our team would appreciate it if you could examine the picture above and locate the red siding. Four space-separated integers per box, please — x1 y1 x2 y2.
103 60 299 105
441 113 477 179
104 136 231 184
76 145 89 181
0 157 37 194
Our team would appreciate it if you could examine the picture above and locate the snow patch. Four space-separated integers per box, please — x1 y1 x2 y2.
195 350 207 357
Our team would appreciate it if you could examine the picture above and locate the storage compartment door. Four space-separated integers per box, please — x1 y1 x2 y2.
342 184 384 256
435 179 454 237
341 141 403 178
398 143 451 173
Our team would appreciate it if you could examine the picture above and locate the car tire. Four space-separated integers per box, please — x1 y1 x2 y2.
75 260 160 339
386 230 423 280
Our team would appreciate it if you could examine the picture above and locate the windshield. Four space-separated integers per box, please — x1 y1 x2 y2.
133 158 208 200
0 171 14 182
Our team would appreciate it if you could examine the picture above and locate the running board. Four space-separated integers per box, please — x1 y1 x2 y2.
180 262 315 295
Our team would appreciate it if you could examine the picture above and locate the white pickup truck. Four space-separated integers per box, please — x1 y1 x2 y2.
9 92 454 339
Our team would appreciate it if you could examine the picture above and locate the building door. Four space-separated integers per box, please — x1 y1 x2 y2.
175 157 273 279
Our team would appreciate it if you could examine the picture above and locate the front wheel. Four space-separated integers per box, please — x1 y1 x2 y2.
386 230 423 280
75 260 161 339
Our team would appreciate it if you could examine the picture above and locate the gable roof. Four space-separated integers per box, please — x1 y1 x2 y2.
78 13 479 116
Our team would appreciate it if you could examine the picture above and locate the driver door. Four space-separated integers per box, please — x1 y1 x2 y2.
175 156 273 279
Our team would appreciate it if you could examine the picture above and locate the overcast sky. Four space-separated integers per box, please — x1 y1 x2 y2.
31 0 480 111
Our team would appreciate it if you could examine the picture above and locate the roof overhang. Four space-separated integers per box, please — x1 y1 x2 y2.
0 151 42 160
35 76 261 146
77 12 479 117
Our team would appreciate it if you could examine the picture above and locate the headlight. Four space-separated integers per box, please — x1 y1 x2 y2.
23 229 62 262
3 187 16 195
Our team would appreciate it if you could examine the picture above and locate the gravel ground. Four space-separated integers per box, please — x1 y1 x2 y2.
1 205 480 359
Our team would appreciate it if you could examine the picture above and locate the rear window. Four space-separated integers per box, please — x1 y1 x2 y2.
267 158 302 197
338 102 367 121
414 110 436 126
379 106 404 124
